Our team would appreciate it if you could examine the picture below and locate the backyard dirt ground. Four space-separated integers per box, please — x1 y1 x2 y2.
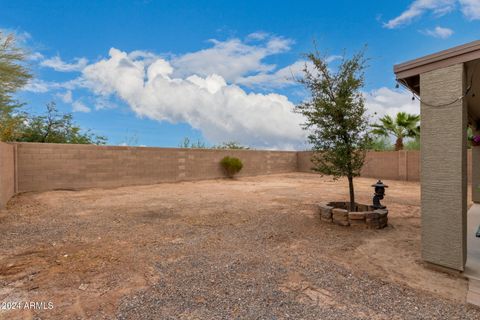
0 173 479 319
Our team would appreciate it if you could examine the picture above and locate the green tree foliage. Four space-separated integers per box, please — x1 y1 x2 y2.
178 137 207 148
178 138 251 150
404 137 420 150
367 136 393 151
214 141 250 150
0 32 103 145
296 48 371 210
467 126 476 149
19 102 107 145
371 112 420 151
0 32 32 141
220 156 243 178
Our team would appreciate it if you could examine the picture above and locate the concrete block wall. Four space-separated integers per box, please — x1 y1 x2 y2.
298 150 430 181
6 143 476 195
0 142 15 208
407 151 421 182
296 151 316 174
15 143 298 192
363 151 402 180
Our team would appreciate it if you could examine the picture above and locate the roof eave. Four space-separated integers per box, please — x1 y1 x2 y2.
394 40 480 80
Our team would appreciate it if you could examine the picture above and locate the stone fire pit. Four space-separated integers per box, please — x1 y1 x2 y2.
318 202 388 229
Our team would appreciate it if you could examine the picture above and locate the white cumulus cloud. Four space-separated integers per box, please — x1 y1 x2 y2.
384 0 480 29
171 35 292 82
0 28 31 44
72 101 91 113
41 56 89 72
29 34 415 150
246 32 269 41
237 55 341 89
23 79 52 93
421 26 454 38
237 60 307 89
82 48 306 149
28 52 44 61
22 78 84 93
385 0 456 29
459 0 480 20
57 90 73 103
365 87 420 121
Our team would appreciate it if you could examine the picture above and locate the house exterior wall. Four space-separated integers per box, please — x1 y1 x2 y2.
420 63 467 271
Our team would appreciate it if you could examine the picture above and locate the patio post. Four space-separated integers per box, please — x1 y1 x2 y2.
420 63 468 271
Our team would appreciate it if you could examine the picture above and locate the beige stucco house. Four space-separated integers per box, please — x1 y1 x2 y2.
394 40 480 306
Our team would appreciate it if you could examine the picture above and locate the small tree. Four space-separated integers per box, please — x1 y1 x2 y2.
0 32 32 141
296 48 371 211
367 136 393 151
214 141 250 150
178 137 207 148
371 112 420 151
19 102 107 145
404 137 420 150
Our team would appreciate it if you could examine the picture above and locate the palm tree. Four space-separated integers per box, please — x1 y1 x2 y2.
371 112 420 151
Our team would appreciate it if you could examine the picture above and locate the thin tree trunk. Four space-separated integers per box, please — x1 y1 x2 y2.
395 137 404 151
348 175 355 211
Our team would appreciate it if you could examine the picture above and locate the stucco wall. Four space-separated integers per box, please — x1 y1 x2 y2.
16 143 298 192
0 142 15 208
420 63 467 271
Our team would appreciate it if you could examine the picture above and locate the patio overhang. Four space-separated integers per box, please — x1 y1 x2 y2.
394 40 480 96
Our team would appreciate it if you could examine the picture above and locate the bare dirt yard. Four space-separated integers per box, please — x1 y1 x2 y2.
0 173 479 319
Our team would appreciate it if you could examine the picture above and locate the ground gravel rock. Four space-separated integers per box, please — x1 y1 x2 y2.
117 216 480 319
1 174 479 319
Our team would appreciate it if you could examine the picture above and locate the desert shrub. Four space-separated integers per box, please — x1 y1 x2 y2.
178 137 207 148
220 156 243 178
404 137 420 150
367 137 393 151
214 141 250 149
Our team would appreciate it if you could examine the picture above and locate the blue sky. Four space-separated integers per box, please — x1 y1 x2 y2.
1 0 479 149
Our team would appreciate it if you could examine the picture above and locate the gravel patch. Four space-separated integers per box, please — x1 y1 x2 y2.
1 174 478 319
117 249 480 320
